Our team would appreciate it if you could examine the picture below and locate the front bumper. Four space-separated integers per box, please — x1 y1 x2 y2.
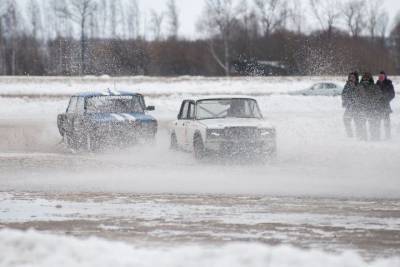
205 138 276 155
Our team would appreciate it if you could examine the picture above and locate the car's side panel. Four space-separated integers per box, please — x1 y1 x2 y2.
175 101 189 147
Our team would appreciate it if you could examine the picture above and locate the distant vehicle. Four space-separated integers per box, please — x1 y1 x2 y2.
57 90 157 151
290 83 342 96
170 96 277 161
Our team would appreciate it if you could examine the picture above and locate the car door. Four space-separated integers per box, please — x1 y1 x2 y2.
175 101 189 146
184 101 196 150
65 97 78 134
73 97 86 135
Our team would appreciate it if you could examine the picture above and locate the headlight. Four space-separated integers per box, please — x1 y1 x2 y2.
207 129 224 138
259 128 275 137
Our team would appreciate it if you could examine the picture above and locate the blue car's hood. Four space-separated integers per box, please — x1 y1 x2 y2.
87 113 156 123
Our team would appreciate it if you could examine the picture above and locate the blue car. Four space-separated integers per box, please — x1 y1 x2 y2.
57 90 157 151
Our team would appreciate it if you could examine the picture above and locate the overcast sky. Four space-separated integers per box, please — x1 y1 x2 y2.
139 0 400 38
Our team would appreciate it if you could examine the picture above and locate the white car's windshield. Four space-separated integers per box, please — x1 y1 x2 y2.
196 98 262 120
86 96 144 113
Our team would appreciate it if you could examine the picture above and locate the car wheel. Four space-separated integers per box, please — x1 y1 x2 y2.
170 133 178 150
65 132 76 150
193 134 206 160
85 132 98 152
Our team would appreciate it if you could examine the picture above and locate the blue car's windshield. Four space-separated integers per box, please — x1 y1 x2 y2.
86 96 144 113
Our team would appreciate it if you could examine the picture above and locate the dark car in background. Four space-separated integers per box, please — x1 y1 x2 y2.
57 90 157 151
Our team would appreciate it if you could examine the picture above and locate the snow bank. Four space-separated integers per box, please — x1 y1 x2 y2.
0 229 398 267
0 76 350 96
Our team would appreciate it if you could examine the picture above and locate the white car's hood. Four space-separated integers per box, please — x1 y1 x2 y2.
199 118 274 129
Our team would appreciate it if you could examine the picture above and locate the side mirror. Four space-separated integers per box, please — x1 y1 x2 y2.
146 106 155 111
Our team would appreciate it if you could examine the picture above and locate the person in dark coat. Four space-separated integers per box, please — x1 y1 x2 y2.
376 71 395 139
342 72 359 137
358 72 385 141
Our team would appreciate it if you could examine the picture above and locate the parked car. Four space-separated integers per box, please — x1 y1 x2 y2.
170 96 276 161
290 82 342 96
57 90 157 151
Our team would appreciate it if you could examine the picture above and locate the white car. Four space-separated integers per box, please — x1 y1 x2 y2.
170 96 277 160
290 83 342 96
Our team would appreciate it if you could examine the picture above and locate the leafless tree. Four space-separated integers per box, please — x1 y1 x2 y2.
198 0 241 76
0 1 7 75
149 10 164 41
2 0 18 75
253 0 287 37
127 0 140 39
366 0 389 40
342 0 365 38
166 0 179 40
98 0 108 38
309 0 340 37
63 0 97 75
376 11 389 41
109 0 126 38
28 0 42 39
287 0 304 33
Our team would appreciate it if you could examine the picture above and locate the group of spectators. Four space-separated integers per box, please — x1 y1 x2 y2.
342 71 395 141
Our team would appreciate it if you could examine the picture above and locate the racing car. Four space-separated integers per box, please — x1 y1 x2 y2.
169 96 277 161
57 90 157 151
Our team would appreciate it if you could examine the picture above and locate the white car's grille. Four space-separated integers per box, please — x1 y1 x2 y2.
224 127 259 140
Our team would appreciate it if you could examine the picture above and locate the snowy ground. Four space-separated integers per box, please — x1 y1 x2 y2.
0 76 400 266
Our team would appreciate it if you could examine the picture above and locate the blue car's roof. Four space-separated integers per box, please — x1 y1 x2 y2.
73 90 142 98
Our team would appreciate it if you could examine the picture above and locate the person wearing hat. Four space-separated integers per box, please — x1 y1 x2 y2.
376 71 395 139
357 72 385 141
342 72 359 137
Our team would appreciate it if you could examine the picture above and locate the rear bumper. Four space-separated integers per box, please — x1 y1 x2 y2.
92 121 157 139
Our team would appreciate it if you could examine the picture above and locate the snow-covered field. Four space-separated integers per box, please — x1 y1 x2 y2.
1 76 400 266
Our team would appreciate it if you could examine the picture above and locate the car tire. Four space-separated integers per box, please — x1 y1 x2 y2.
65 132 76 150
170 133 178 150
85 132 99 152
193 134 206 160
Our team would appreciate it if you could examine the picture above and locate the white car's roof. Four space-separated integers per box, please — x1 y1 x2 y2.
187 95 257 102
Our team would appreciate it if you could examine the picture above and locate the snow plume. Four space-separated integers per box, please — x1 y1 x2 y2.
0 229 399 267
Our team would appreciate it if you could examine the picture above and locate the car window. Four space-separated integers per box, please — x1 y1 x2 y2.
76 97 85 114
196 99 262 120
179 101 189 120
86 96 144 113
67 97 78 114
188 102 195 119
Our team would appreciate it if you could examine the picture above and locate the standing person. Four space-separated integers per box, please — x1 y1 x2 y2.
342 72 359 137
359 72 384 141
376 71 395 139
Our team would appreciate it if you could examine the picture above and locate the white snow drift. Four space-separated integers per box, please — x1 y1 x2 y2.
0 229 399 267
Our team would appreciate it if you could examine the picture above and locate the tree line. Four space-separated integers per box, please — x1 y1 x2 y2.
0 0 400 77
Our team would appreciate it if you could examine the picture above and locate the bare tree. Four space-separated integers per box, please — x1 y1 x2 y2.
109 0 127 38
149 10 164 41
64 0 97 75
2 0 18 75
198 0 241 76
253 0 287 37
309 0 340 37
98 0 108 38
377 11 389 40
366 0 389 40
127 0 140 39
0 1 7 75
342 0 365 38
28 0 42 39
166 0 179 39
287 0 304 33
